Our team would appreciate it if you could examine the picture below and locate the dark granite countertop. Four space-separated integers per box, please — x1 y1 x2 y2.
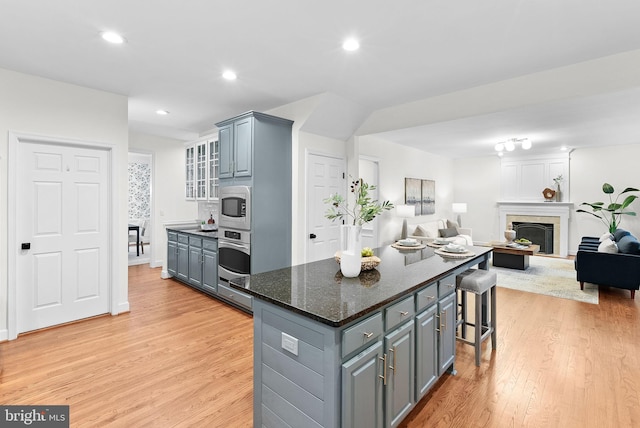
231 244 492 327
167 228 218 239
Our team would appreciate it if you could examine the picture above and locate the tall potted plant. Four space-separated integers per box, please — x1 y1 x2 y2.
324 178 393 277
577 183 639 233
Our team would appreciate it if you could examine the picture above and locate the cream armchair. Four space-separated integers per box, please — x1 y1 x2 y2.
408 218 473 246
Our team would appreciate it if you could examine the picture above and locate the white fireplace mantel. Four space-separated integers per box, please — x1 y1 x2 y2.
497 201 573 257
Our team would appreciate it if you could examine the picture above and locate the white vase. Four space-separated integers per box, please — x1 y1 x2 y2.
340 225 362 277
504 229 516 242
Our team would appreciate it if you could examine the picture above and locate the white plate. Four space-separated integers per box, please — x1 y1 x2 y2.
397 240 419 247
443 246 465 253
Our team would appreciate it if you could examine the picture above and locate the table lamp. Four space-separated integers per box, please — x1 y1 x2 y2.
396 204 415 239
452 203 467 227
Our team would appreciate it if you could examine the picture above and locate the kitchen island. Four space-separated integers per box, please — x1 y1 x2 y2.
231 244 493 428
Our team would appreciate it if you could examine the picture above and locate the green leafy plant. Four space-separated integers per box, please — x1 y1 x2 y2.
577 183 639 233
324 178 394 226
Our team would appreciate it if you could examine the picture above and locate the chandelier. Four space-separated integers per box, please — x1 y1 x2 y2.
495 138 532 156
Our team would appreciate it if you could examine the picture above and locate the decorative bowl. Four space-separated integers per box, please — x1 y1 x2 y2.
334 251 381 271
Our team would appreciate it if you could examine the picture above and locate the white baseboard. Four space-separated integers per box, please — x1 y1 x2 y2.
161 269 171 279
113 301 130 314
0 329 8 342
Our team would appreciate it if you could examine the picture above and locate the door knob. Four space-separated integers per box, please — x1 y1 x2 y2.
21 243 31 250
309 233 317 239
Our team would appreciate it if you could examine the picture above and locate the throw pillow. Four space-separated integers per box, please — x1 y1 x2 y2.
439 228 458 238
413 225 426 236
613 229 631 241
617 235 640 255
446 219 460 230
598 238 618 254
599 232 614 242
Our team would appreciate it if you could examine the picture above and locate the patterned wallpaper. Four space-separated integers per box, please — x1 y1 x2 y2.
128 162 151 220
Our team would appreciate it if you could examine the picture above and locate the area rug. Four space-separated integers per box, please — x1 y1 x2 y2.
492 256 599 304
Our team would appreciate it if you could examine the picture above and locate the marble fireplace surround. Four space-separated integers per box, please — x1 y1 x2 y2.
498 202 573 257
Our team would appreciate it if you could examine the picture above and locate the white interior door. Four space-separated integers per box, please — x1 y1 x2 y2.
16 141 110 334
306 153 346 262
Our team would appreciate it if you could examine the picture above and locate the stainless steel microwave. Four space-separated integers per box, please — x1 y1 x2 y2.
219 185 251 230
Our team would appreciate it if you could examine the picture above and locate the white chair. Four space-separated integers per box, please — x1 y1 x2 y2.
139 219 150 254
128 219 143 254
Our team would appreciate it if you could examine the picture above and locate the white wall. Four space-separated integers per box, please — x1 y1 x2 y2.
0 68 129 337
569 143 640 249
128 131 198 268
452 156 502 245
358 135 456 245
450 144 640 254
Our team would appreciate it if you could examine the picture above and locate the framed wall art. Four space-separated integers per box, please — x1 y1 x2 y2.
405 177 436 216
404 178 422 215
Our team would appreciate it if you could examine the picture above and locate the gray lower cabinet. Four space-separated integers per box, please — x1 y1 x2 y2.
415 304 438 401
342 342 384 428
167 232 178 276
176 238 189 282
188 236 203 288
202 240 218 294
384 321 415 428
168 230 218 297
438 292 457 375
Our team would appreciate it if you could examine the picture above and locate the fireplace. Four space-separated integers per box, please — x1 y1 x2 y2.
513 222 554 254
498 202 572 257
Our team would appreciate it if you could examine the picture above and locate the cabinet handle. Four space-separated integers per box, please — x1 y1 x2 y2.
379 354 387 385
426 295 435 300
441 309 447 331
435 313 441 333
447 283 455 289
399 310 409 317
363 332 373 339
389 347 396 373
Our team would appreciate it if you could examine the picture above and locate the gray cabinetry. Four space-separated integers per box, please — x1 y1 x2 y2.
167 229 219 298
218 115 252 179
438 292 457 375
415 304 438 401
342 342 384 428
188 236 203 288
176 234 189 282
202 239 218 294
384 320 415 428
167 232 177 276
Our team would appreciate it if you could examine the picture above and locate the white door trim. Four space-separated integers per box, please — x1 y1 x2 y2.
7 132 119 340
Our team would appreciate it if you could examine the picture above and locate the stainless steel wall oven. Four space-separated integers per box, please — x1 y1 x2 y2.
218 227 251 283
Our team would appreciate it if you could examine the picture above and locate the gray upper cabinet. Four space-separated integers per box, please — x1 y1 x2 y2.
218 116 252 179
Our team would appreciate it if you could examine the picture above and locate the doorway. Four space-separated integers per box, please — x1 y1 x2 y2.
359 156 380 249
128 152 152 266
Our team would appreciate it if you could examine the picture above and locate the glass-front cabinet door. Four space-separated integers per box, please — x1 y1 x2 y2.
196 141 207 200
208 139 219 200
185 145 195 199
186 137 218 201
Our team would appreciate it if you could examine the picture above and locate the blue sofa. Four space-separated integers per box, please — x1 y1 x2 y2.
575 230 640 299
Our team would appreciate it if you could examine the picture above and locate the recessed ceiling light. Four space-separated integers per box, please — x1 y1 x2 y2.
156 110 169 115
560 146 568 151
222 70 237 80
342 38 360 51
101 31 125 44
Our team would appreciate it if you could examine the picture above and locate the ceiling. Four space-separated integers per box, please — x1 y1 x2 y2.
2 1 640 158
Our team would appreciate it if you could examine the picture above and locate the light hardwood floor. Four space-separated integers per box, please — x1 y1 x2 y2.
1 265 639 427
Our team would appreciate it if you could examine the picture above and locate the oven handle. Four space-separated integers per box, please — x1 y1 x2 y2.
218 240 250 252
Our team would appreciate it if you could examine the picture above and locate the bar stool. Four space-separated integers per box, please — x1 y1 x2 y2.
455 269 497 366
